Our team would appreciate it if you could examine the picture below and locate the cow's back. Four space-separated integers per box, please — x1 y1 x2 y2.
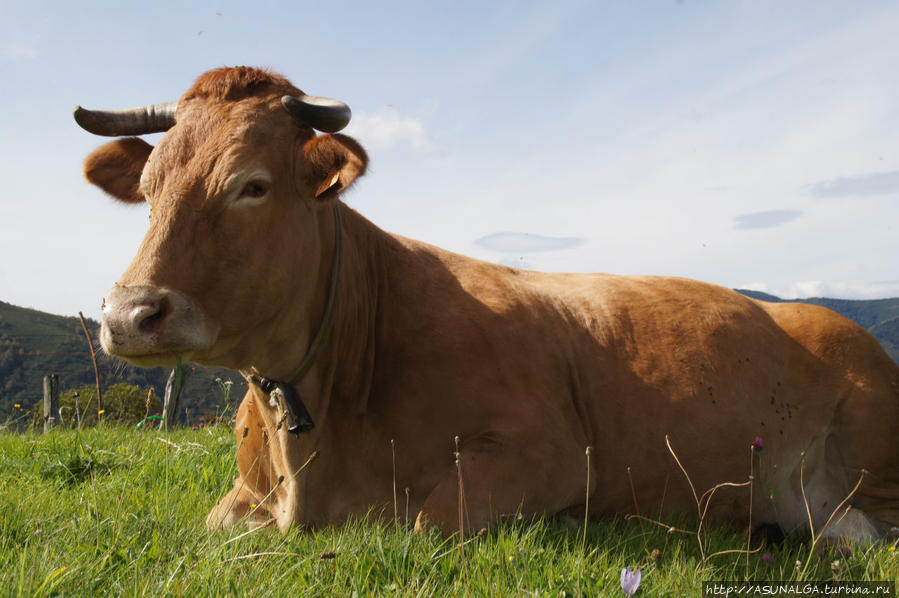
528 273 899 530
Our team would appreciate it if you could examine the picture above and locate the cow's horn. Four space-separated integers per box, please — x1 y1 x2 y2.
281 94 351 133
73 102 178 137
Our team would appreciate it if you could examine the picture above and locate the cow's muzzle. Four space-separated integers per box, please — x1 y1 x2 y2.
100 285 218 366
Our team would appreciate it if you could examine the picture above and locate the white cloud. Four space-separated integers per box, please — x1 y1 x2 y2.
806 170 899 199
345 106 436 153
740 280 899 301
787 280 899 300
474 232 585 253
733 210 803 230
4 41 38 61
471 232 586 273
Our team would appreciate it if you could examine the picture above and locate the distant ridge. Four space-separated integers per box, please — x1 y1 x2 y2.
735 289 786 303
0 300 245 419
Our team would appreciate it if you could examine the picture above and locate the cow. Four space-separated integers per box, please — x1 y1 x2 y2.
75 67 899 542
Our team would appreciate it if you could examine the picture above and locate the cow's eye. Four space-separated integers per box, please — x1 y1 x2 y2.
241 180 269 198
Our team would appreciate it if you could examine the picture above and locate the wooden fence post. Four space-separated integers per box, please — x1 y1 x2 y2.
73 391 82 430
78 312 103 420
43 374 59 433
159 367 190 430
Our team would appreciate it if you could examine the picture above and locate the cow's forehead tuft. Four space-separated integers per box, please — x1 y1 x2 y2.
181 66 301 103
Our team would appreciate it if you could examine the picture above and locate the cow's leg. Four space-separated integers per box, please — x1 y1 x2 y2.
775 369 899 544
413 439 592 535
774 433 881 544
206 481 271 529
826 372 899 541
206 390 276 530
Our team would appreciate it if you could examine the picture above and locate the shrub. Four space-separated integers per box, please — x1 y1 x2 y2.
30 383 161 428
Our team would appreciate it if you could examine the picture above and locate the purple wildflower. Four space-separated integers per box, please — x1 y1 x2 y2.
837 546 851 557
620 567 641 596
752 436 764 452
761 553 774 564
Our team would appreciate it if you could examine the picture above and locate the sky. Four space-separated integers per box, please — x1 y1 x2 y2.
2 1 898 321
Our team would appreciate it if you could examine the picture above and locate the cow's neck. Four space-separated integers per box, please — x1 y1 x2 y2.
314 203 391 414
245 201 387 432
242 203 344 434
285 203 343 385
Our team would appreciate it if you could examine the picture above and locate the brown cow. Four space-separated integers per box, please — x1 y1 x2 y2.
76 67 899 541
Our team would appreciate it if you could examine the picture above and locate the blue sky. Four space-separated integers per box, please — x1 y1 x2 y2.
2 1 899 320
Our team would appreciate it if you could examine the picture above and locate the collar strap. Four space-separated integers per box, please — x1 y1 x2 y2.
287 203 343 384
243 203 343 435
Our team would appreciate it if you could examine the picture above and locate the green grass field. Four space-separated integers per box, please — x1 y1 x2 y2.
0 425 895 596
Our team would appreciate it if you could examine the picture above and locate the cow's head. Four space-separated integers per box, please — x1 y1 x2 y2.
77 67 368 374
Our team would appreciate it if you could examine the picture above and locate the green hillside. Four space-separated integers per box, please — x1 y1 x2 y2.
0 301 245 422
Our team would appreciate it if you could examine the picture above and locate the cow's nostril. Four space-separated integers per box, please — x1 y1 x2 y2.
136 297 171 334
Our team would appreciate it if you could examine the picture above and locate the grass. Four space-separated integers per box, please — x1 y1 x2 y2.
0 425 895 597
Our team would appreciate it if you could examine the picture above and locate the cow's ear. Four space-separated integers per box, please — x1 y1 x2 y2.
300 134 368 200
83 137 154 204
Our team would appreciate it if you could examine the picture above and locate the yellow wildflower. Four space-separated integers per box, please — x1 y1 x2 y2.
98 409 105 415
13 404 21 409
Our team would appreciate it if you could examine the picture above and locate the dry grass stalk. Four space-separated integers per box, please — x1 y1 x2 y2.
627 436 870 580
624 435 761 571
583 446 592 551
746 443 755 579
221 551 308 563
391 439 398 525
797 461 867 580
405 487 411 528
627 465 650 552
222 518 277 546
454 435 466 568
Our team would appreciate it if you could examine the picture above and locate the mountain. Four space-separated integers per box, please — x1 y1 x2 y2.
0 301 245 422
